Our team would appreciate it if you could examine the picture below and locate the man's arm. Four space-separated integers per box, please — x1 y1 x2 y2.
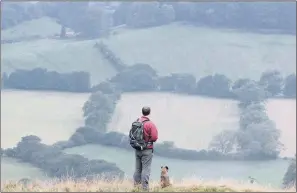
149 122 158 142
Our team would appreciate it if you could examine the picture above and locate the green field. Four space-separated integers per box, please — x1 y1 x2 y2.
1 90 295 156
1 17 61 41
107 92 296 158
1 38 116 85
103 22 296 80
64 144 289 188
1 90 89 149
1 157 48 182
1 90 295 184
1 18 296 184
1 19 296 85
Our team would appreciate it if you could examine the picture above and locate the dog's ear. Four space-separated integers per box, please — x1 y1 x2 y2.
165 166 169 170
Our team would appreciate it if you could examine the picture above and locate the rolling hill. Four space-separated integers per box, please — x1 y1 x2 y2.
1 17 61 41
107 92 296 158
1 38 116 85
1 17 116 85
1 90 295 185
2 19 296 84
103 22 296 80
1 157 47 182
1 90 295 157
1 90 89 149
64 144 289 187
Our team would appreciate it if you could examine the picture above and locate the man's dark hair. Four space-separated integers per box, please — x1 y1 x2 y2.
142 106 151 116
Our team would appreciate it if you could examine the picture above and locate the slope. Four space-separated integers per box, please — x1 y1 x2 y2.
103 22 296 80
1 38 117 85
1 90 89 148
106 92 296 157
1 17 61 41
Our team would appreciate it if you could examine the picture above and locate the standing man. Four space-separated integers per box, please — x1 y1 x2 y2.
129 106 158 191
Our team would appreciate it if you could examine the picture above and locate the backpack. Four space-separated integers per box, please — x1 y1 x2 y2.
129 118 150 151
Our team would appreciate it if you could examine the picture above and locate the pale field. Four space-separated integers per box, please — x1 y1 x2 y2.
104 22 296 80
2 20 296 84
1 17 61 41
1 157 48 182
107 92 296 157
1 90 89 148
1 90 295 184
64 144 289 188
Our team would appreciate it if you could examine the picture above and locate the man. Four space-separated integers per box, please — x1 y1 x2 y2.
130 106 158 191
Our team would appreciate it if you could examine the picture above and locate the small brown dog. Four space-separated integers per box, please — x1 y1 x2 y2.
160 166 171 188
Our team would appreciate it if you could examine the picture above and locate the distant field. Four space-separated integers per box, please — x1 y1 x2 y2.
1 17 117 85
1 17 61 41
1 90 295 156
1 157 47 182
64 144 289 188
2 20 295 84
107 92 296 157
104 22 296 80
1 90 89 148
1 38 117 85
1 90 295 184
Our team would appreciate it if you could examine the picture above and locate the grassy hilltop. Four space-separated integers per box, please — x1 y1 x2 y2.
1 178 296 192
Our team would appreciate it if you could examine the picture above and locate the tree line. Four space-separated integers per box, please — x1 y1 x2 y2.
2 2 295 38
1 68 90 92
2 64 295 185
2 135 124 180
98 62 296 99
77 64 295 187
3 64 295 99
53 62 295 162
209 80 283 160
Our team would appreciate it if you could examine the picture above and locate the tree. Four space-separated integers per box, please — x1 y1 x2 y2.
171 73 196 93
208 130 237 154
83 91 115 117
259 70 283 97
156 4 176 25
237 120 283 159
196 74 234 98
5 135 124 180
239 105 269 130
232 78 252 91
1 73 9 89
283 74 296 98
283 155 296 188
233 80 267 107
110 64 158 92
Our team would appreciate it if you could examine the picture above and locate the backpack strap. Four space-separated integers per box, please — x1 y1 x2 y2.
140 118 152 142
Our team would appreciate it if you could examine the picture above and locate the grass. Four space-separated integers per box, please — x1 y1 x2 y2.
1 38 116 85
107 92 296 157
1 90 295 184
1 17 116 85
1 90 89 149
2 20 295 84
64 144 290 187
1 17 62 41
1 178 295 192
1 157 48 182
103 22 296 80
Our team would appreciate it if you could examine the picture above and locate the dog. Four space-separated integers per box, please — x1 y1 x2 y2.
160 166 171 188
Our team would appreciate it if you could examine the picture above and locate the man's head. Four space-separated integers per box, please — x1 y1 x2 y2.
142 106 151 116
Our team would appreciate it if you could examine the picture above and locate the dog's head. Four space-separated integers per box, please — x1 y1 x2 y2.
161 166 169 175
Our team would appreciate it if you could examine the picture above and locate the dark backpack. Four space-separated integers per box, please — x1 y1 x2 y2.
129 118 150 151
